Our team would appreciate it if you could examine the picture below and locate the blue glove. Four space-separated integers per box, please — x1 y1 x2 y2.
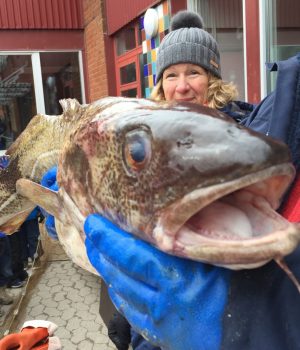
0 155 10 169
40 166 59 240
85 214 231 350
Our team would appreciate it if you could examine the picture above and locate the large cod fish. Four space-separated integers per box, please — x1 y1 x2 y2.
0 97 300 280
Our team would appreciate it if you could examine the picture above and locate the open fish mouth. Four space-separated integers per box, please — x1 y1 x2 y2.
153 163 300 269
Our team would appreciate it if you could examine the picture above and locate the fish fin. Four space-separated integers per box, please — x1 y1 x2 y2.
16 178 64 221
0 208 35 234
59 98 84 120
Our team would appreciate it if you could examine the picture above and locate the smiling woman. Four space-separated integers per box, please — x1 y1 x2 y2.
162 64 209 105
150 11 238 110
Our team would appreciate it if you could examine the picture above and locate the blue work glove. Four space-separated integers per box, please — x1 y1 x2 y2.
40 166 59 240
0 155 10 169
85 214 231 350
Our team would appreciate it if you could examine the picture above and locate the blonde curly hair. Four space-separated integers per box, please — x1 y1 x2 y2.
150 72 238 109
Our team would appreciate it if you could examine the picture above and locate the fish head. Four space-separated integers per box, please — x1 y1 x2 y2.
57 99 299 269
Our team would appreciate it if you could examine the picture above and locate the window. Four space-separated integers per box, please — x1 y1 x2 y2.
120 62 137 84
188 0 245 100
115 25 137 56
263 0 300 92
0 52 84 151
0 54 36 149
40 52 83 115
114 21 143 97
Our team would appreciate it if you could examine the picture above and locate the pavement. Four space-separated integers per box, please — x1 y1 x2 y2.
0 226 117 349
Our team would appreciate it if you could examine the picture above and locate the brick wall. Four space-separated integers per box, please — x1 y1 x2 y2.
83 0 108 102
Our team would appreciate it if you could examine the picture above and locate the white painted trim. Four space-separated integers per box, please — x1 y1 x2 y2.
0 51 32 55
242 0 248 102
78 51 86 104
31 52 46 114
259 0 267 99
0 50 82 54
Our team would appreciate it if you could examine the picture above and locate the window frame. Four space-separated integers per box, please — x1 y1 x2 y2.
114 21 143 97
0 50 86 114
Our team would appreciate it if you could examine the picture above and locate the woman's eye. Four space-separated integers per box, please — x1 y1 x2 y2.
189 70 200 76
123 130 152 173
164 73 177 79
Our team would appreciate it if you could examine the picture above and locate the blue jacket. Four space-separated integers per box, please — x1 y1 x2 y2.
241 53 300 170
220 52 300 350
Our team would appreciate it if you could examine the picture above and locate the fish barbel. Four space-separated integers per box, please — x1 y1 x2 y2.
0 97 300 275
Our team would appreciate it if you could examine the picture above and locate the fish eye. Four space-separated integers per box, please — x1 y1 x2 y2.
123 129 152 173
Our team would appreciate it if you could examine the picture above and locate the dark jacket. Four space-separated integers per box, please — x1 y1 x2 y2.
221 53 300 350
132 53 300 350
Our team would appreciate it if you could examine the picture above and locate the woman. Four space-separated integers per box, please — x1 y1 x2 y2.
106 10 252 350
150 10 249 115
85 11 300 350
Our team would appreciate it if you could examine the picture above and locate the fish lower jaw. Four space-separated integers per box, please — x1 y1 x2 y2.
175 223 300 269
152 163 300 268
153 220 300 269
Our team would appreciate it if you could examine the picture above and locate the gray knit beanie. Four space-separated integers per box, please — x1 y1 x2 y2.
156 10 221 82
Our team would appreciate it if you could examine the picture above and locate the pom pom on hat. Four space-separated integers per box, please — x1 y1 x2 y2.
156 10 221 82
171 10 204 30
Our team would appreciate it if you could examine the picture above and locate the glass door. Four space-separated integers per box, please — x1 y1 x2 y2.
188 0 245 100
117 55 140 97
114 21 143 97
262 0 300 93
40 52 84 114
0 51 85 153
0 54 36 150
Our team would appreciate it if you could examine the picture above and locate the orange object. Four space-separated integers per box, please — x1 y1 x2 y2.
0 320 61 350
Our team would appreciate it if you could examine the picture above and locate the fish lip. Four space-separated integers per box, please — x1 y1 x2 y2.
152 162 300 267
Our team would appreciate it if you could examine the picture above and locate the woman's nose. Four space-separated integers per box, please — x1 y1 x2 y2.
175 76 190 93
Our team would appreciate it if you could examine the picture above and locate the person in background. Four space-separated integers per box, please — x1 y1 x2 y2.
40 11 300 350
0 233 14 316
7 230 29 289
0 155 29 289
0 118 7 150
19 207 43 269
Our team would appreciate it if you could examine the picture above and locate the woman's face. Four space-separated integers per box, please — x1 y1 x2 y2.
162 63 209 105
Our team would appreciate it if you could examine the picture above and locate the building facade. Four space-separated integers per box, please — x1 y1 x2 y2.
0 0 299 150
0 0 85 150
102 0 300 103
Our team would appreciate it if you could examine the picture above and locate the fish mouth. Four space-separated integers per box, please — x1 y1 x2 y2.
153 163 300 268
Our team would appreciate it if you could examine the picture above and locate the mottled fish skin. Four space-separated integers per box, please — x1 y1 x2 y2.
57 98 300 268
3 97 300 272
0 99 86 233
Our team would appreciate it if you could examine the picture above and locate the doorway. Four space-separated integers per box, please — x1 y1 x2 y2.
0 52 85 151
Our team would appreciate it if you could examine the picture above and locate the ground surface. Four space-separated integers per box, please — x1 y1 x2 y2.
0 226 117 349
